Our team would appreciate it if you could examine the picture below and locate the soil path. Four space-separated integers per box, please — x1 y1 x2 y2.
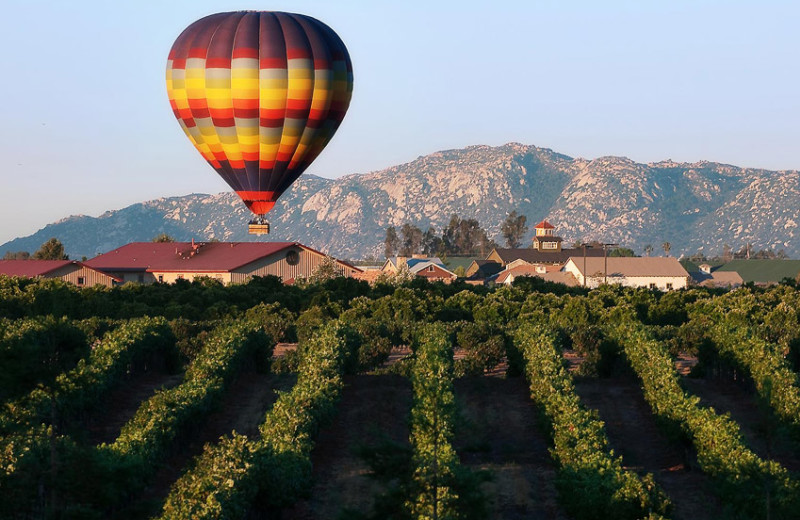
573 375 723 520
281 374 413 519
84 370 184 445
453 375 567 520
380 345 412 368
131 370 296 519
682 376 800 472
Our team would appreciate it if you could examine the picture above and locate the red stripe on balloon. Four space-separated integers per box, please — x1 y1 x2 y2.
206 58 232 68
259 118 284 128
232 47 258 59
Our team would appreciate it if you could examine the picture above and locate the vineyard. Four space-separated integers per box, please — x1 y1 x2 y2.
1 275 800 519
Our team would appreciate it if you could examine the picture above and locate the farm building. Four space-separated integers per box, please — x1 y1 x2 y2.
681 259 800 286
475 221 606 283
0 260 121 287
563 256 690 290
495 263 579 287
486 246 606 268
465 259 504 280
84 241 361 285
690 264 744 289
381 255 457 282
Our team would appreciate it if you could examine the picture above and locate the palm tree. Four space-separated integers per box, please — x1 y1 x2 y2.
662 242 671 256
644 244 653 257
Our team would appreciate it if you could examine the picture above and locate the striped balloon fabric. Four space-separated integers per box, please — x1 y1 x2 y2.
166 11 353 216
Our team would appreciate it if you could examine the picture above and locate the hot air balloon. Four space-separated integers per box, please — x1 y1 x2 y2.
166 11 353 234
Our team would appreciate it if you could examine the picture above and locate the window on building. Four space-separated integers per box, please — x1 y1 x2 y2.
286 250 299 266
428 265 434 272
542 241 557 249
649 283 657 290
77 277 85 285
158 275 164 283
177 274 184 279
666 282 673 290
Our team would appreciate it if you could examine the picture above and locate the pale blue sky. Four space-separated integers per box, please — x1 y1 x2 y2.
1 0 798 244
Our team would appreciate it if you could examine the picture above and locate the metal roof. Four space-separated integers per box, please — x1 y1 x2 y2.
496 264 579 286
0 260 74 277
408 260 456 276
566 257 690 278
492 247 605 265
85 242 300 272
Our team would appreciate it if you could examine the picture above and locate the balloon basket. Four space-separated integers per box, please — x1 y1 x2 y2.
248 217 270 235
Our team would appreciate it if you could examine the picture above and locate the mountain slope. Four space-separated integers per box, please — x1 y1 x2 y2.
2 143 798 260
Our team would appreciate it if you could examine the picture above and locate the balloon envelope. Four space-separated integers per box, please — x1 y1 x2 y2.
166 11 353 215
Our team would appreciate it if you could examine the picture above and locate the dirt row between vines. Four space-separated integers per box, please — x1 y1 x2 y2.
281 373 567 520
284 370 795 519
281 374 413 519
84 368 184 445
681 376 800 472
125 369 296 519
454 375 566 520
573 375 724 520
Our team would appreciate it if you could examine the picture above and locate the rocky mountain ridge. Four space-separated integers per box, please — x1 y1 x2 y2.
2 143 798 260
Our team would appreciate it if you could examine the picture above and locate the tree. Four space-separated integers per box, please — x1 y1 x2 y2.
442 215 495 256
3 251 30 260
687 251 707 263
721 243 732 262
609 247 636 257
644 244 653 257
478 232 498 258
661 242 671 256
307 255 340 283
33 238 68 260
400 223 423 256
501 211 528 248
152 233 175 243
422 227 443 257
375 263 416 286
384 226 399 259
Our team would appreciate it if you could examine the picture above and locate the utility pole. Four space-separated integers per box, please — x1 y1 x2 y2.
602 243 618 285
581 243 587 287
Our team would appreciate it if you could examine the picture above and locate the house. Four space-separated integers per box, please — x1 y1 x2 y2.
495 263 579 287
407 259 457 282
467 220 606 283
690 263 744 289
711 259 800 285
486 220 605 269
465 260 503 279
0 260 121 287
84 241 361 285
563 256 690 290
381 255 457 282
486 245 606 268
382 255 434 273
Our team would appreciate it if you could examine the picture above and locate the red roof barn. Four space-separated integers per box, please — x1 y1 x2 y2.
84 241 360 284
0 260 121 287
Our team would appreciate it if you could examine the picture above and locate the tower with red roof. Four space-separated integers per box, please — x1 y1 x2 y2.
532 219 563 252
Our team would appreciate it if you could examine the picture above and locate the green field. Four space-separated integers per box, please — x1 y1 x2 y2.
1 275 800 519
